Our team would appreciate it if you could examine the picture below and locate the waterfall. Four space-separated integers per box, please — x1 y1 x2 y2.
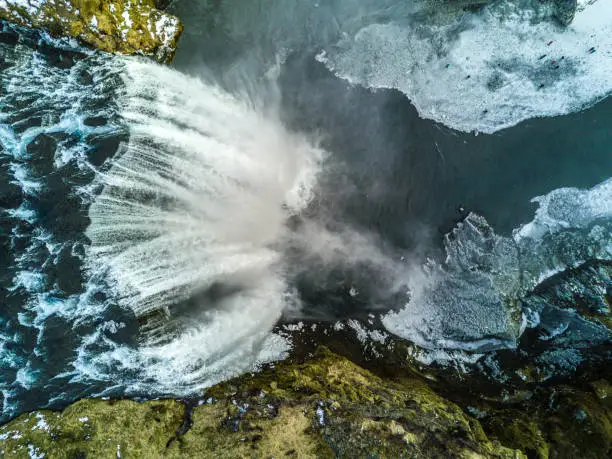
86 59 324 347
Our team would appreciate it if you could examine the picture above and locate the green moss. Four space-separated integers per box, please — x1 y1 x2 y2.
477 378 612 459
210 346 433 407
483 410 549 459
0 0 183 63
0 348 525 458
0 398 184 458
205 347 523 458
4 348 607 458
516 365 548 384
590 379 612 400
582 310 612 331
541 385 612 459
168 403 333 458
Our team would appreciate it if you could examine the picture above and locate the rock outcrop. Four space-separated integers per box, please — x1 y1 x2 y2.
0 348 520 458
0 0 182 63
1 347 610 458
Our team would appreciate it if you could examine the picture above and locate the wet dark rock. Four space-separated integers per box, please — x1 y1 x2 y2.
85 132 126 166
54 245 83 295
0 163 22 209
552 0 577 26
0 28 18 45
83 116 107 127
36 39 85 68
26 133 58 177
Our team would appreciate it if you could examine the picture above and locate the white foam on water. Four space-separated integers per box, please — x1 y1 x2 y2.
383 300 518 352
577 0 600 11
65 304 292 396
535 267 566 285
0 124 18 152
318 0 612 133
6 205 36 223
11 163 41 193
15 364 38 390
10 271 45 292
383 212 525 353
512 177 612 288
410 347 485 370
0 34 125 417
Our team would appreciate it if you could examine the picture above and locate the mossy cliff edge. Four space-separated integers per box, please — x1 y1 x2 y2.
0 0 182 62
1 347 609 458
0 348 519 458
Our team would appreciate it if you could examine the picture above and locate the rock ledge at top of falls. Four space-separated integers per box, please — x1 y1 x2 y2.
0 0 182 63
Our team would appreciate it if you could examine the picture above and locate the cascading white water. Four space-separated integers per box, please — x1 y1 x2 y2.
82 51 611 389
86 59 324 352
81 58 420 391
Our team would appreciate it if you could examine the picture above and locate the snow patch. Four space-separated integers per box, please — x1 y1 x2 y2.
27 444 45 459
319 0 612 133
1 0 42 16
32 413 49 431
